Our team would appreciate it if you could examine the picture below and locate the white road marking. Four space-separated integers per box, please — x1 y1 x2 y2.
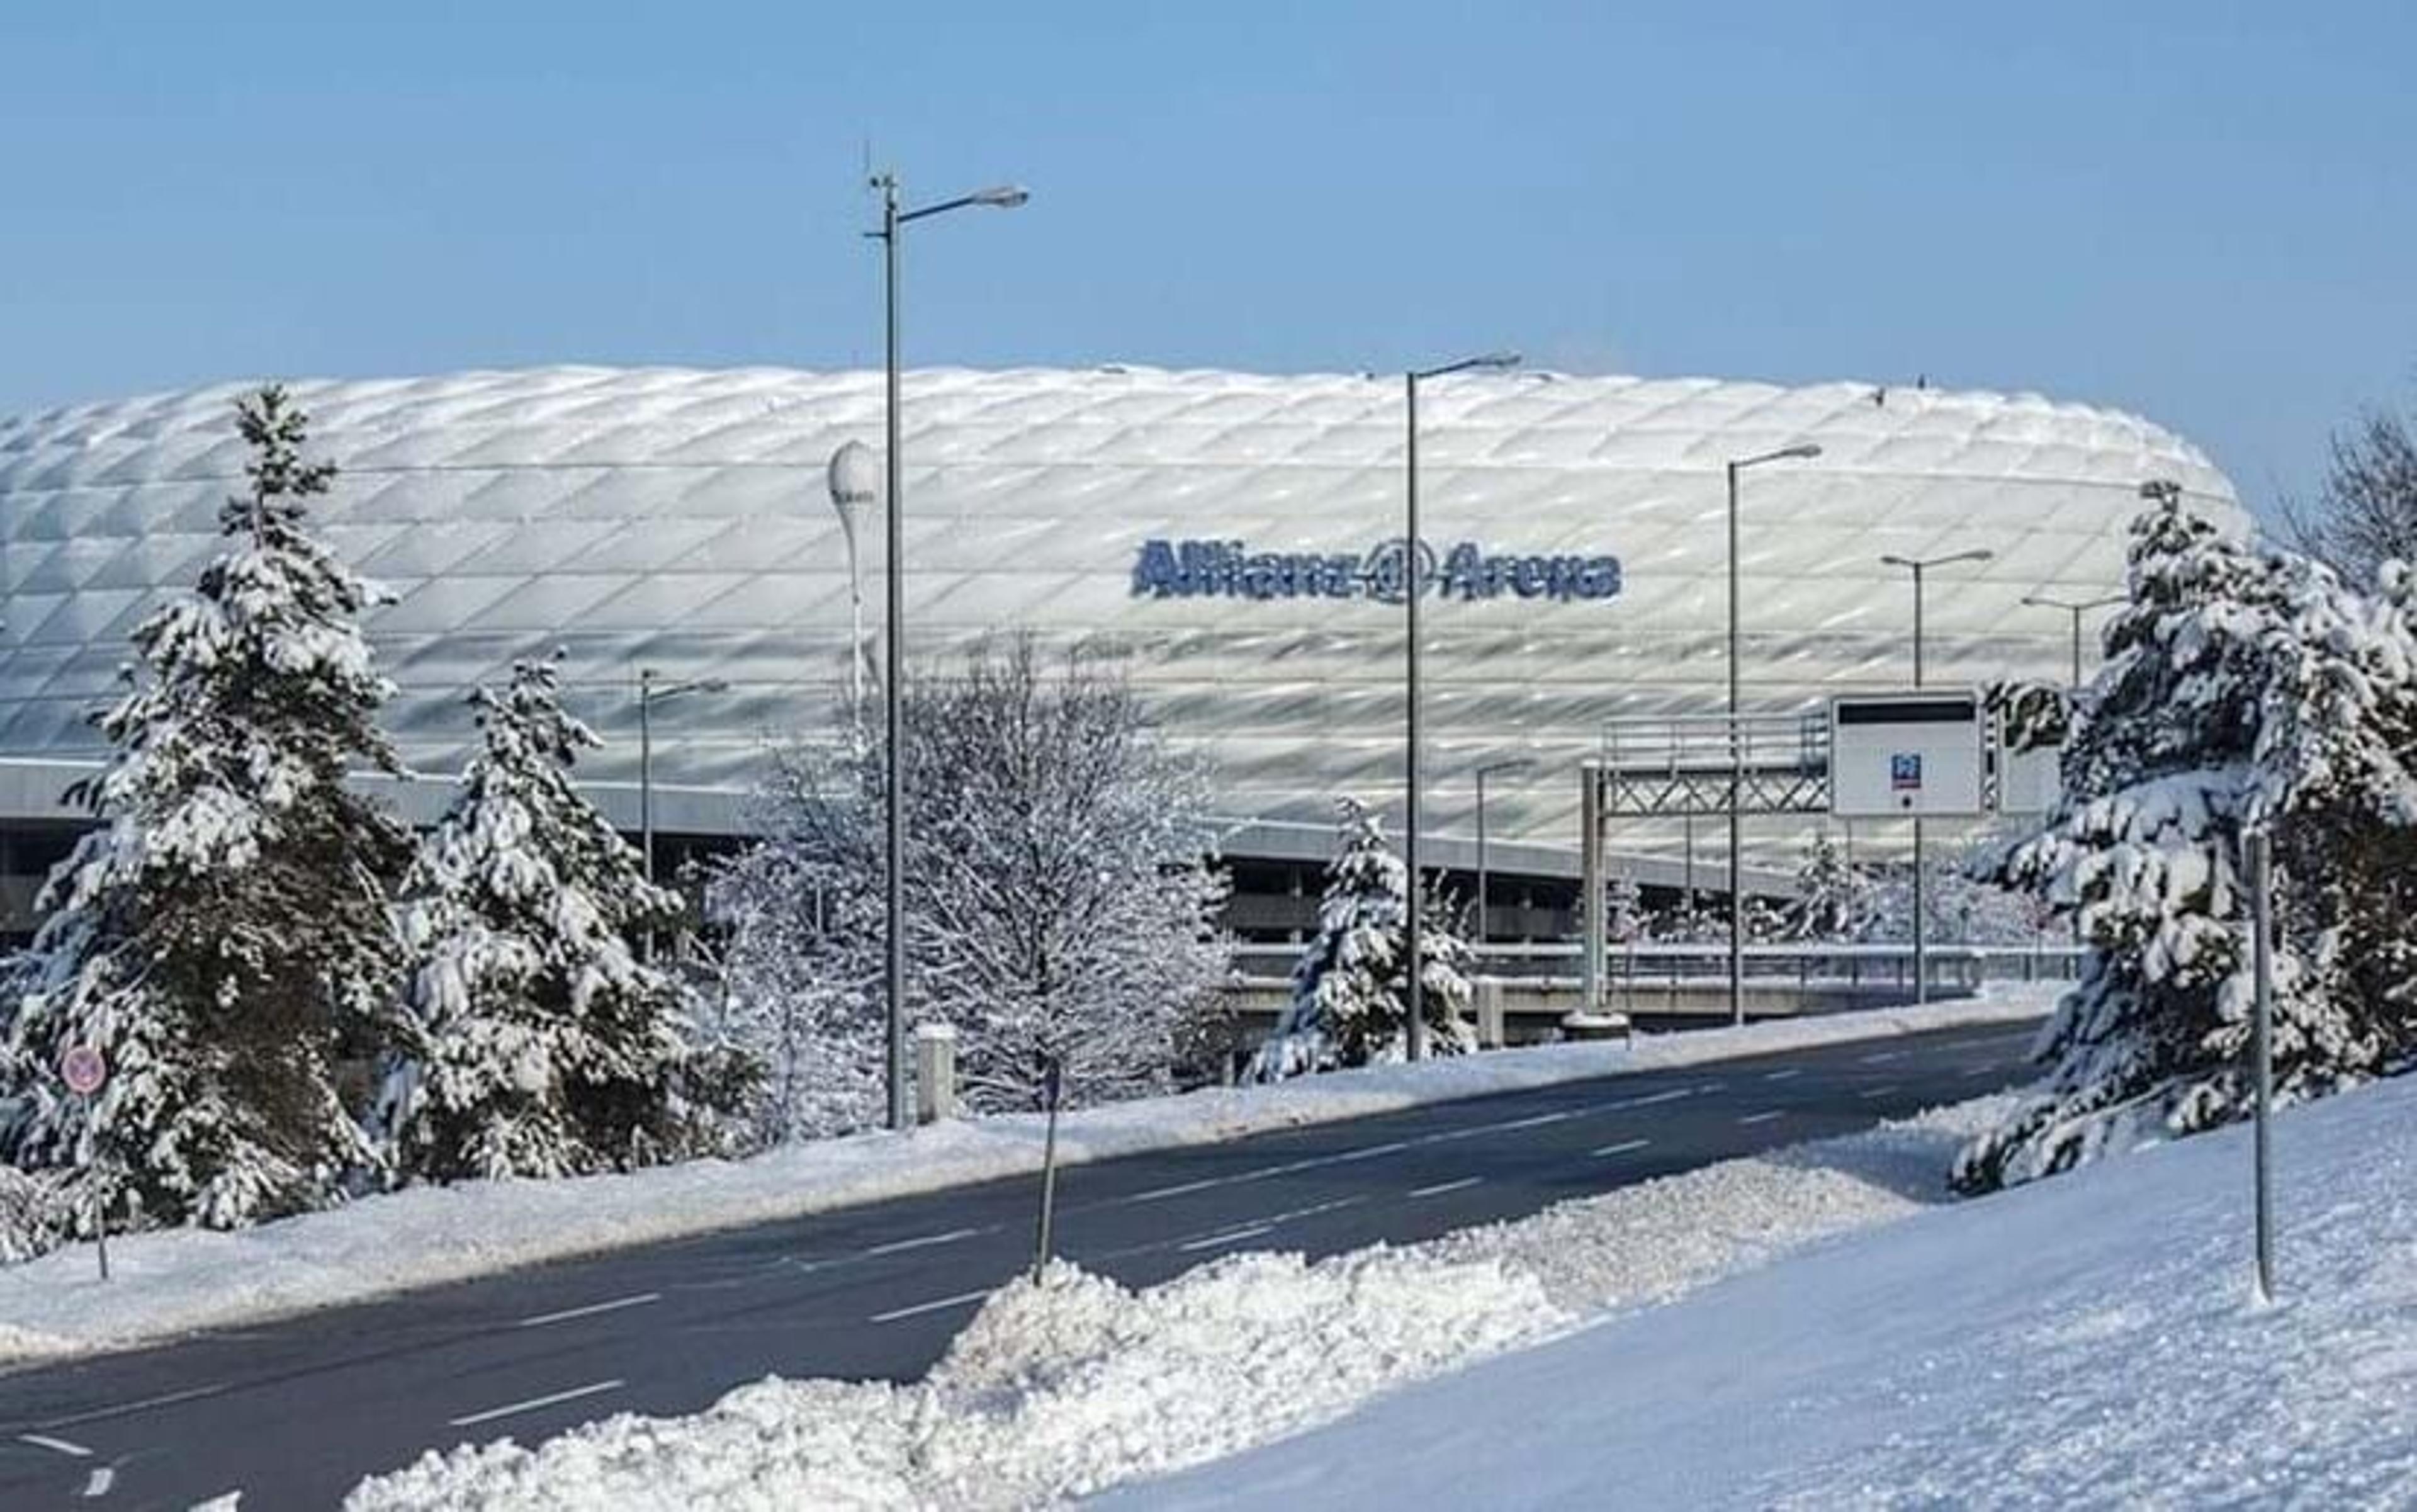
869 1287 994 1324
1329 1139 1412 1163
81 1465 114 1498
861 1226 981 1258
18 1433 92 1457
1179 1222 1275 1253
448 1378 624 1430
42 1380 230 1430
1859 1084 1901 1100
1126 1141 1411 1204
1964 1064 2003 1078
1409 1176 1482 1198
1492 1109 1577 1131
1761 1068 1801 1082
1591 1137 1652 1158
1858 1051 1905 1065
1738 1110 1784 1127
1594 1086 1696 1112
516 1291 660 1328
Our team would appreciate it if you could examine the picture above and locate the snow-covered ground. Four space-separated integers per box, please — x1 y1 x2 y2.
0 991 2047 1363
1118 1073 2417 1510
343 1097 2015 1509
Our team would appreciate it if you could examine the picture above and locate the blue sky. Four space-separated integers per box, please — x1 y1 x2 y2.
4 2 2412 514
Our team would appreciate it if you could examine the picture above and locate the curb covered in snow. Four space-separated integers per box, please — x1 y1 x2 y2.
0 987 2052 1365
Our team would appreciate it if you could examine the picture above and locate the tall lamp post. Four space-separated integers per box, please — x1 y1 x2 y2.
637 667 731 962
1724 443 1822 1027
2021 592 2124 687
826 441 878 740
867 171 1027 1131
1472 758 1534 950
1879 548 1994 1003
1404 351 1521 1061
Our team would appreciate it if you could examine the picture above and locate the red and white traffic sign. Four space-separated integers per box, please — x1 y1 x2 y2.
60 1045 106 1097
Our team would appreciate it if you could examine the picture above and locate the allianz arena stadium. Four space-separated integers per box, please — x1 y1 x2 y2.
0 365 2241 940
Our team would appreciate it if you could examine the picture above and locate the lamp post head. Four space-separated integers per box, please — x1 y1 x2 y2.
970 184 1030 208
1778 443 1823 461
828 440 879 546
1471 351 1523 371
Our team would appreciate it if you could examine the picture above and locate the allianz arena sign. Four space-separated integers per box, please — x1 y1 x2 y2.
1130 538 1623 604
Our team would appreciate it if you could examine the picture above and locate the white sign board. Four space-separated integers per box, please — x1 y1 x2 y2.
1997 740 2061 816
1828 691 1986 818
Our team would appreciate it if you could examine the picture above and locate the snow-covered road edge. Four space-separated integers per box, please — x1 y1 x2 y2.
0 988 2051 1364
346 1095 2020 1509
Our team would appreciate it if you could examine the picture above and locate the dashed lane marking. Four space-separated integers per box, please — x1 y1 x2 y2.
1857 1051 1905 1065
1178 1223 1275 1253
869 1288 994 1324
81 1465 114 1498
1591 1137 1651 1158
1738 1110 1784 1127
1409 1176 1482 1198
861 1227 983 1258
448 1378 625 1430
1761 1069 1801 1082
18 1434 92 1457
1859 1085 1901 1100
516 1291 661 1328
37 1381 230 1431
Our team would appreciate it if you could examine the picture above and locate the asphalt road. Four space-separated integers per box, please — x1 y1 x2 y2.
0 1020 2040 1509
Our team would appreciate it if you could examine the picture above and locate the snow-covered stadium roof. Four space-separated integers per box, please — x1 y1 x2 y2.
0 365 2241 857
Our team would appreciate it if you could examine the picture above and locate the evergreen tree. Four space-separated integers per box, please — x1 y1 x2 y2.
0 386 408 1229
1955 498 2417 1192
1251 798 1474 1078
1788 831 1868 942
379 655 701 1182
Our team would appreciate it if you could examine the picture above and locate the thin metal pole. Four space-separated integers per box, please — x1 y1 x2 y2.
2068 606 2083 690
639 669 655 965
1404 372 1425 1061
1912 561 1928 1006
848 528 867 741
1475 765 1489 948
1727 460 1744 1027
2248 830 2276 1302
881 176 908 1132
1032 1055 1062 1281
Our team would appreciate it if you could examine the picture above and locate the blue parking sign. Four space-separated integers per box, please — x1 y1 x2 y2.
1890 753 1922 791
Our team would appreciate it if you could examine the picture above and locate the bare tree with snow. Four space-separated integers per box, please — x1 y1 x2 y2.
0 387 410 1229
712 635 1232 1136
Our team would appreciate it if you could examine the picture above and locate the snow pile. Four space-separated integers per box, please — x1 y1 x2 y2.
346 1102 2014 1509
1435 1095 2014 1316
346 1251 1564 1512
0 991 2048 1363
1118 1074 2417 1510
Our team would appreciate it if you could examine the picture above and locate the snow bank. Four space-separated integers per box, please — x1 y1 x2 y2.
344 1098 2014 1509
0 988 2049 1363
1121 1073 2417 1509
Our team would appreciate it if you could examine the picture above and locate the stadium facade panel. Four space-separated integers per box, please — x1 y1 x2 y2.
0 365 2242 865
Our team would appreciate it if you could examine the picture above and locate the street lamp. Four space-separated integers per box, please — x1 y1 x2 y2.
2021 593 2125 687
636 668 731 962
1878 548 1995 1003
1724 443 1823 1027
826 441 878 740
1404 351 1521 1061
867 171 1027 1131
1472 758 1535 951
2139 477 2183 509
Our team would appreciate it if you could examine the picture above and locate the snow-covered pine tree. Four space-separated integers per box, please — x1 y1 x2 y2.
1251 798 1474 1079
380 655 704 1182
1954 497 2417 1192
1788 830 1868 942
0 386 410 1229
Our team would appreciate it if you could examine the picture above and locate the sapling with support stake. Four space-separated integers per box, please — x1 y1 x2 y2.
1032 1051 1063 1281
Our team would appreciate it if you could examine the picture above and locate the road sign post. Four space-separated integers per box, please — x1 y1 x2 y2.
60 1046 109 1282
